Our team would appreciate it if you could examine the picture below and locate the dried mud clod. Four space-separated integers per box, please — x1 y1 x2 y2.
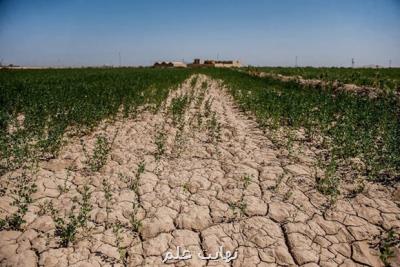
0 74 399 266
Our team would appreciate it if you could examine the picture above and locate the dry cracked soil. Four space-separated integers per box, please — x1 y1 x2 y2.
0 75 400 267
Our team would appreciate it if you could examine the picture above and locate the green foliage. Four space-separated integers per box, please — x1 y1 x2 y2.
170 95 189 125
0 172 37 230
87 134 110 172
242 174 252 189
129 203 142 233
207 112 221 142
256 66 400 92
202 68 400 184
102 178 113 229
154 130 166 160
316 160 340 202
0 68 192 174
136 161 145 178
377 229 400 266
54 185 92 247
190 76 198 88
229 200 247 217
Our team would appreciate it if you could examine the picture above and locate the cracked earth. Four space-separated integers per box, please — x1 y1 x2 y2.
0 75 400 266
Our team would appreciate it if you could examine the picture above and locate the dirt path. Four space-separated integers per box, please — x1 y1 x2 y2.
0 75 399 267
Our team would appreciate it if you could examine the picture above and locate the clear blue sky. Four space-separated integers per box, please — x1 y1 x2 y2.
1 0 399 67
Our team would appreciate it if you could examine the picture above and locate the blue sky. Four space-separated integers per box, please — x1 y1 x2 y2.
0 0 399 67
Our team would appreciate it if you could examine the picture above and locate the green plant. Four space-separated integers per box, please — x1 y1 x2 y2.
376 229 400 266
316 160 340 203
112 221 128 265
102 178 113 229
54 185 92 247
283 190 293 201
242 174 252 189
204 97 213 118
190 76 198 88
57 170 72 194
129 203 142 233
182 181 190 192
200 68 400 185
155 130 166 160
229 200 247 217
170 94 189 125
0 68 193 174
87 135 110 172
37 199 56 216
207 112 221 142
54 212 80 247
0 172 37 230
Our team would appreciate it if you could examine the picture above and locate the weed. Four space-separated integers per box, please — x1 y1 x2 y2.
316 160 340 203
0 172 37 231
242 174 252 189
207 112 221 142
170 95 189 125
54 185 92 247
283 190 293 201
229 200 247 217
201 68 400 184
87 134 110 172
182 181 190 193
155 130 166 160
129 203 142 234
37 200 56 216
190 76 198 88
0 68 193 175
57 170 72 194
112 221 128 265
204 97 213 118
376 229 400 266
102 178 113 229
136 160 145 177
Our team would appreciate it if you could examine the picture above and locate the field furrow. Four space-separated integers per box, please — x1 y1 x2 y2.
0 75 399 266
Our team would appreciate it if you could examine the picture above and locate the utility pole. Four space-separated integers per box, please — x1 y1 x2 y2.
389 59 392 68
295 56 298 67
118 52 121 67
351 58 355 68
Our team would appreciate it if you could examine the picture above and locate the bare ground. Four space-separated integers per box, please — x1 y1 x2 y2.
0 75 399 266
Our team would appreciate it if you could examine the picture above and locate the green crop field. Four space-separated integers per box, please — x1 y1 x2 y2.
203 68 400 184
254 66 400 92
0 68 192 174
1 67 399 183
1 67 400 266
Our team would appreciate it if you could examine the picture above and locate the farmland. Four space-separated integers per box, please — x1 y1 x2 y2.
255 66 400 93
0 68 192 174
0 67 399 266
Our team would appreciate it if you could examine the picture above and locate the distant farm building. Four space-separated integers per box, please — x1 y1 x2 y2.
153 61 187 68
153 59 241 68
188 59 241 68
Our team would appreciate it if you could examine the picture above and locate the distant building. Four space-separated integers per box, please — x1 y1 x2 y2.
153 61 187 68
188 59 241 68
